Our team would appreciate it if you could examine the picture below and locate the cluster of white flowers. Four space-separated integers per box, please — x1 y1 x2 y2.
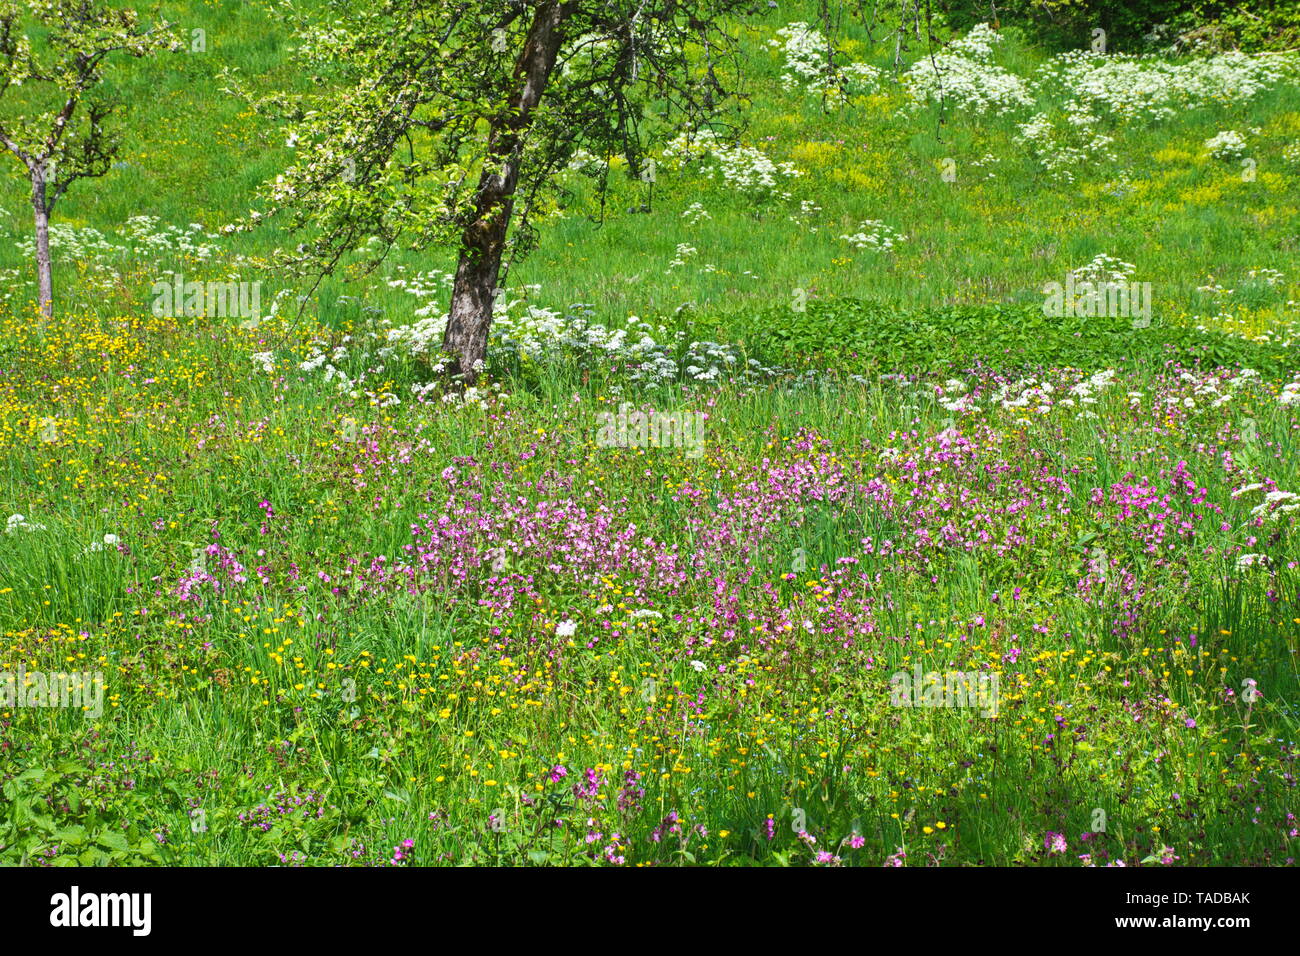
1038 49 1296 122
436 383 496 409
768 21 830 91
1196 275 1233 298
991 377 1056 414
768 22 883 98
1232 484 1300 523
380 312 446 358
1204 130 1247 160
362 269 459 368
369 284 792 390
567 148 609 174
123 216 223 259
938 393 977 415
385 267 456 305
667 243 697 271
14 223 121 264
905 23 1033 116
906 53 1034 116
493 304 786 386
4 513 46 534
1171 367 1259 411
1284 142 1300 166
0 266 23 304
79 532 121 558
299 342 355 393
661 129 802 200
934 378 976 416
892 366 1282 431
893 366 1276 427
1197 268 1285 312
1189 311 1299 347
1246 267 1285 286
839 219 907 251
1211 369 1263 408
1070 254 1137 288
1061 369 1118 415
681 202 712 225
947 22 1004 60
1017 101 1116 182
968 152 1003 180
790 198 822 230
1280 381 1300 406
13 214 240 305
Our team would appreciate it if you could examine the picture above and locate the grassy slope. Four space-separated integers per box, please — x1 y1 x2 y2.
0 3 1297 867
0 1 1296 333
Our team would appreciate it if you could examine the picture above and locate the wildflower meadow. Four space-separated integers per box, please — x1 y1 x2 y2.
0 0 1298 881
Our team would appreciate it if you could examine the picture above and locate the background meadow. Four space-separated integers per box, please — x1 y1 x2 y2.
0 0 1297 866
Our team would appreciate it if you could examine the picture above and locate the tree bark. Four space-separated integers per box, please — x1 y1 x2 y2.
31 164 53 320
442 1 573 384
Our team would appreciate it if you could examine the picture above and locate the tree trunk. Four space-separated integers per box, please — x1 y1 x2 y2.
442 1 572 384
31 166 53 321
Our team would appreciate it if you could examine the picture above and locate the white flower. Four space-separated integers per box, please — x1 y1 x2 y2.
660 128 801 199
556 620 578 638
1204 130 1247 160
1045 50 1290 123
689 659 707 672
840 219 907 251
905 29 1032 117
1250 490 1300 523
681 202 712 225
769 21 882 99
5 513 45 533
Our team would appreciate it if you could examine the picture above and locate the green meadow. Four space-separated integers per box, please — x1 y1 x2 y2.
0 2 1297 867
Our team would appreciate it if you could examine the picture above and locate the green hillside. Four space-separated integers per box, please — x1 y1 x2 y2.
1 2 1298 868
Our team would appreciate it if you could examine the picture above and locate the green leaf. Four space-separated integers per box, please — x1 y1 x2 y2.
52 825 88 846
96 831 130 851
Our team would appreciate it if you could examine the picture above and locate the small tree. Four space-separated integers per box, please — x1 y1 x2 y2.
0 1 176 318
246 0 769 384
